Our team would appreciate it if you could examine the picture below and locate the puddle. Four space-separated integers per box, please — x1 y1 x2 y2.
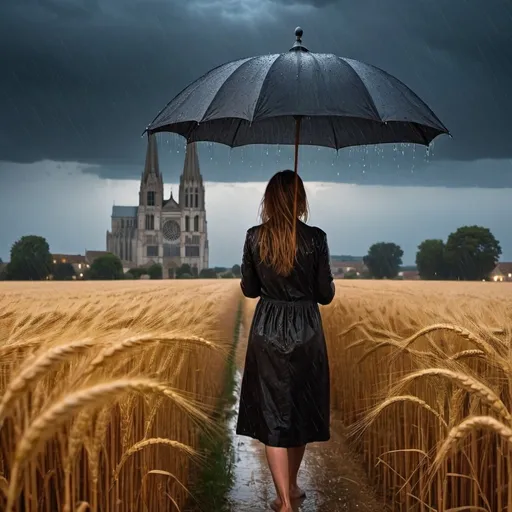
227 371 385 512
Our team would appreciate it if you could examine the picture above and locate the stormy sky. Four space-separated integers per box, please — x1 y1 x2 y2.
1 0 511 266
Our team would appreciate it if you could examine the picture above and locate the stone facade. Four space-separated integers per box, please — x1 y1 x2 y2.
106 136 209 278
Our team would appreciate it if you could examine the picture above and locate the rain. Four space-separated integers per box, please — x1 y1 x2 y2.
1 1 512 511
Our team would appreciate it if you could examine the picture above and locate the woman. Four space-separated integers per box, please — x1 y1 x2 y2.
236 170 335 512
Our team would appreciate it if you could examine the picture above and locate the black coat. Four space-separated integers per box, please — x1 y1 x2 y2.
236 221 335 447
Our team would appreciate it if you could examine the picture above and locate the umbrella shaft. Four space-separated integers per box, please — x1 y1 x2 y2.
292 117 302 251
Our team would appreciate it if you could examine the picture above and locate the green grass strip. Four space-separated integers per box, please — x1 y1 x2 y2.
186 298 243 511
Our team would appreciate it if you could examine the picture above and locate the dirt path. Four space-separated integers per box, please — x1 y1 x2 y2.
227 329 386 512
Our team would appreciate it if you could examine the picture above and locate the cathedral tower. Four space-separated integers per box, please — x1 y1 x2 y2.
137 134 164 263
179 143 209 273
107 137 209 276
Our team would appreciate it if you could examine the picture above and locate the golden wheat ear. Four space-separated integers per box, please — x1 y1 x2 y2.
427 415 512 491
0 338 96 428
391 368 512 424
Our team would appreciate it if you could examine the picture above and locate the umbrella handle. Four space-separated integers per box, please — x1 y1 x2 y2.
292 116 302 253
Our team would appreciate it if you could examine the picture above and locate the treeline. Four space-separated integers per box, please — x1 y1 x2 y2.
1 226 503 282
0 235 241 281
362 225 502 281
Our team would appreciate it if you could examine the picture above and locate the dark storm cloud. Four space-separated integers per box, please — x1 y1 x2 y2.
0 0 511 186
270 0 337 6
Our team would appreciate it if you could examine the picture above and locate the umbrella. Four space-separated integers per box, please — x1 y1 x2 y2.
144 27 449 235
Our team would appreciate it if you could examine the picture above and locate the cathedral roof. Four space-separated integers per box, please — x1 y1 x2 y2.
163 192 180 210
112 206 138 217
181 142 201 181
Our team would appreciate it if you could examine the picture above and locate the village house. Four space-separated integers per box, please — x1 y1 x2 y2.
399 270 420 280
330 259 367 278
50 251 132 279
490 262 512 282
51 253 89 278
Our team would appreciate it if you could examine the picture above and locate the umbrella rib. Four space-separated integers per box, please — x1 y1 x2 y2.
336 56 382 122
329 117 339 151
373 66 450 132
201 58 257 124
146 57 253 133
251 54 284 122
309 53 339 150
230 118 243 147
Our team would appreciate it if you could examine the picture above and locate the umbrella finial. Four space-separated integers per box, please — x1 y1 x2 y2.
290 26 308 52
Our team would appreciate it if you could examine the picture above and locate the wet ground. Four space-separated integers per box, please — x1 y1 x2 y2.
228 330 386 512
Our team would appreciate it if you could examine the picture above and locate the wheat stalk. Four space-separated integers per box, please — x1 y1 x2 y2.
5 377 209 512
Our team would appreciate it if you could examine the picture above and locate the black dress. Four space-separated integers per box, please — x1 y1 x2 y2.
236 221 335 448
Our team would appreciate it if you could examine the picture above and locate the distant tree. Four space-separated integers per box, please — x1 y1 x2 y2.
231 264 241 277
148 263 163 280
444 226 501 281
222 271 234 279
191 266 199 278
124 271 135 279
88 253 123 280
363 242 403 279
0 257 3 263
416 239 447 280
199 268 218 279
129 268 146 279
176 264 192 279
53 262 76 281
8 235 52 280
213 266 227 273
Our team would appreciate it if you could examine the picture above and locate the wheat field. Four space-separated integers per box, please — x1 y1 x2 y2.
0 280 240 512
243 280 512 511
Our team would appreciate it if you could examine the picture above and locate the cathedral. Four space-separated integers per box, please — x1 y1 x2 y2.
106 135 209 278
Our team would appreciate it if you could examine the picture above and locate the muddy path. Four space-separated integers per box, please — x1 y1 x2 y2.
227 328 386 512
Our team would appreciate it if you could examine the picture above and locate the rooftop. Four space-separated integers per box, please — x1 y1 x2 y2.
112 205 138 218
493 262 512 275
52 253 87 264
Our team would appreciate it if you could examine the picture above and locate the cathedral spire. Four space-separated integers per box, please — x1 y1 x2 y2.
181 142 201 180
142 134 160 183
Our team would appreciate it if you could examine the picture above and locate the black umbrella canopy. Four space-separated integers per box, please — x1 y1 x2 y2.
145 27 449 150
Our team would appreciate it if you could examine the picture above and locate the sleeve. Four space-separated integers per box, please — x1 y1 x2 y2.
315 231 335 305
240 230 261 299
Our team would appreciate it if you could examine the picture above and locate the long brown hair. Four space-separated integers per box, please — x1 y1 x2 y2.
258 170 309 276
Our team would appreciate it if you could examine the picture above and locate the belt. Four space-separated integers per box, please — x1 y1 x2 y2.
260 296 315 305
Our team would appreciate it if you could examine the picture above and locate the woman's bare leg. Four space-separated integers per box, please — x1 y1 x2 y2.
288 445 306 496
272 445 307 508
265 446 292 511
